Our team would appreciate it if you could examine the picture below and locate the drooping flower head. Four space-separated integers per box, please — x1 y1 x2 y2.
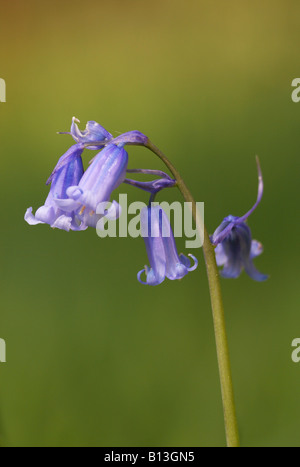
25 122 150 232
211 157 268 281
138 205 198 285
25 144 86 231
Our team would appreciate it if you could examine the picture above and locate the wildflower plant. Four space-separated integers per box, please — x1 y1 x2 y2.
25 117 268 447
211 157 268 282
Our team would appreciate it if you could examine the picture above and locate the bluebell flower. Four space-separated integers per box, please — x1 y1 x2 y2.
60 116 112 150
55 142 128 227
138 205 198 285
25 144 86 231
211 158 268 281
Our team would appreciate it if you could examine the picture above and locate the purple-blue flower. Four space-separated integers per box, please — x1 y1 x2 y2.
211 158 268 281
138 205 198 286
55 142 128 227
25 144 86 231
60 116 113 150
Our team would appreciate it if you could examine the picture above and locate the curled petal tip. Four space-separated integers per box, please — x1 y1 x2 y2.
25 207 43 225
187 254 198 272
137 269 147 285
244 261 269 281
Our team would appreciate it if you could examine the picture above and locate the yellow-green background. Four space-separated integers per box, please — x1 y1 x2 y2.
0 0 299 447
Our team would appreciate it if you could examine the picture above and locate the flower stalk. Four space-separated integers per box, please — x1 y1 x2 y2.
144 139 240 448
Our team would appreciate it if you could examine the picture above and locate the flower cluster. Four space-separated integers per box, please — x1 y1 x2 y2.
25 117 197 285
25 117 267 284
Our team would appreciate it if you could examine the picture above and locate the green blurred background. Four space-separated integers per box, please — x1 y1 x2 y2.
0 0 299 447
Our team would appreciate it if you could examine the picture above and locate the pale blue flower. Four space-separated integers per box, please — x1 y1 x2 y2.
138 205 198 285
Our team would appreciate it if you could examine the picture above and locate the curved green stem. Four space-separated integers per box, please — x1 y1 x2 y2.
145 139 240 447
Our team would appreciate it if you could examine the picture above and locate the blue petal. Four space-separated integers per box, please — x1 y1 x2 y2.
244 259 268 282
214 243 227 266
139 207 166 285
250 239 264 258
211 218 236 245
220 260 243 279
81 212 102 229
70 144 128 212
70 117 112 149
179 253 198 272
51 215 73 231
186 254 198 272
219 223 251 278
138 266 166 286
46 144 85 185
34 205 57 225
53 196 81 212
25 207 44 225
66 188 97 212
179 253 191 269
139 206 197 285
159 209 197 280
166 262 189 280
